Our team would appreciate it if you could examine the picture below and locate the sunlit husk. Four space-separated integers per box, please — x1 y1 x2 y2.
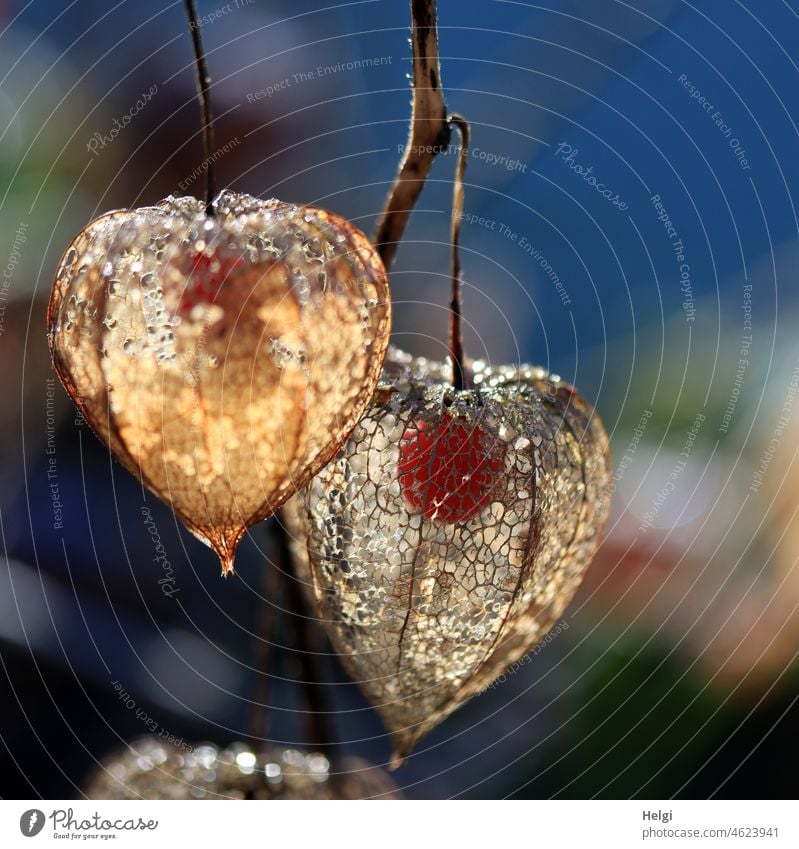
48 192 391 574
286 348 611 762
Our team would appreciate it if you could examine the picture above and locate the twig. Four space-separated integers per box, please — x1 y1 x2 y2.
272 515 336 758
248 556 280 749
448 114 470 391
374 0 450 268
183 0 216 215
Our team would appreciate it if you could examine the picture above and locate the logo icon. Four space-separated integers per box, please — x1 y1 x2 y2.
19 810 45 837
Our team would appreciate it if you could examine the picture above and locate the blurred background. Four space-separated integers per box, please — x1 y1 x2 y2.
1 0 799 799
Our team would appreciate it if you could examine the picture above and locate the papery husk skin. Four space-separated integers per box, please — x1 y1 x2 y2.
48 191 391 575
85 737 401 800
286 348 611 764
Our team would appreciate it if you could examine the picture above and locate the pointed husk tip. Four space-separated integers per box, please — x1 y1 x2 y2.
198 526 245 577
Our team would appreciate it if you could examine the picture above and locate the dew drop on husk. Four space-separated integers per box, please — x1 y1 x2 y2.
48 192 391 575
285 347 611 763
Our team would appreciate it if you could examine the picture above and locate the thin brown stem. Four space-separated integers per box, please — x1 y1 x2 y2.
448 114 470 391
183 0 216 215
248 556 280 749
374 0 450 268
272 514 336 758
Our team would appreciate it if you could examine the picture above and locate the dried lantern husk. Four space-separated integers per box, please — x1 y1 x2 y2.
48 191 391 574
85 737 401 799
286 348 611 763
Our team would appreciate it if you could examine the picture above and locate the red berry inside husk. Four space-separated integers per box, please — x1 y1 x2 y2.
178 251 243 315
48 192 392 577
398 413 505 523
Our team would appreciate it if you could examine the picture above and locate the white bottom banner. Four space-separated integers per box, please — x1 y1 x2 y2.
0 800 794 848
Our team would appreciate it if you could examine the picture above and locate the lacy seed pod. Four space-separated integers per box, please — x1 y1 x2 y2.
85 737 401 799
286 348 611 763
48 191 391 574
